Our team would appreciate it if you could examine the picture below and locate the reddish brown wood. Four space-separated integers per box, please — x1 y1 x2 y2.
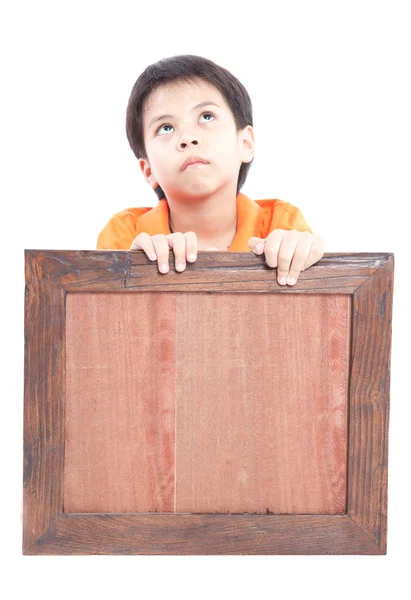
63 293 349 516
64 292 176 513
347 255 393 553
23 250 393 554
175 293 350 515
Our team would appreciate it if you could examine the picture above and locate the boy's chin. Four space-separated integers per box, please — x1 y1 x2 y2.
167 183 219 200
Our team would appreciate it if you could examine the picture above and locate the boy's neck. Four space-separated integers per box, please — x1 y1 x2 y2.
167 188 238 250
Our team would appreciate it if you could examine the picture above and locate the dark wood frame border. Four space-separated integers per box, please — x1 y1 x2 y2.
23 250 394 555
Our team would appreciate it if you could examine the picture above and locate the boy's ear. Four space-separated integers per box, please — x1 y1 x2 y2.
240 125 255 164
139 158 158 188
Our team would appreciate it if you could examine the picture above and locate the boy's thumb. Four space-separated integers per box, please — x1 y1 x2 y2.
248 237 262 249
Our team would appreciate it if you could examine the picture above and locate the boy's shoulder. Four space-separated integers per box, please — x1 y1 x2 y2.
114 206 153 220
96 206 154 249
253 197 297 222
254 198 296 213
253 198 313 235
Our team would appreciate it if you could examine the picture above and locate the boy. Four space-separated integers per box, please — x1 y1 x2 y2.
97 55 324 286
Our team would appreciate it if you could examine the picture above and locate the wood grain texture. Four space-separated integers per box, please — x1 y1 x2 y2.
23 253 65 552
64 292 176 513
23 250 394 555
63 293 349 516
175 293 349 514
347 255 393 553
27 514 380 555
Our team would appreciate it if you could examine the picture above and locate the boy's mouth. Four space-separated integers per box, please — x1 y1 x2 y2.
185 162 208 169
181 156 209 170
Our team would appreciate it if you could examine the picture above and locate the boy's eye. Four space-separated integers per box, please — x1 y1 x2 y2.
156 112 215 136
200 112 214 122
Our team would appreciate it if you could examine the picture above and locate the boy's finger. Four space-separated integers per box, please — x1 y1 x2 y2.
168 232 187 272
184 231 198 262
286 235 314 285
248 237 265 253
151 234 172 273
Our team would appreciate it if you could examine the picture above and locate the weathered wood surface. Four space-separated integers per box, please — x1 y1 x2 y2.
23 251 393 554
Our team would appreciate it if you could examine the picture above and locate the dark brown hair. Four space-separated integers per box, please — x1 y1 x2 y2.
125 54 254 201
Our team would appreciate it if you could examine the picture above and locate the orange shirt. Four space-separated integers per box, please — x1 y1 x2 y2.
96 192 313 251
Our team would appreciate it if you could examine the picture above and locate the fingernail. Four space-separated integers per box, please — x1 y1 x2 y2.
287 277 296 285
254 243 263 252
160 264 169 273
188 253 196 261
177 263 186 271
150 253 157 260
279 277 286 285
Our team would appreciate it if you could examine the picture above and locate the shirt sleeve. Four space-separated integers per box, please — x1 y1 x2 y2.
269 202 314 234
96 214 137 250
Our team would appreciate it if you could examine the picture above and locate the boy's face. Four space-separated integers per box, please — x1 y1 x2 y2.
139 78 254 201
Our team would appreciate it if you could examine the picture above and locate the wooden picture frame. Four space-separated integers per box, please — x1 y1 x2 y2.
23 250 394 555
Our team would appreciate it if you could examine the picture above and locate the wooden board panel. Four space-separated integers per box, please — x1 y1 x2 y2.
64 292 350 515
176 293 350 514
64 292 177 513
24 250 393 554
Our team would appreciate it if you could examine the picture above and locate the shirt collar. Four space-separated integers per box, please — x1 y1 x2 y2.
135 192 264 252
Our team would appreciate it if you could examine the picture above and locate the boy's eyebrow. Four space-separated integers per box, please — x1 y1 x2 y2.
148 101 221 129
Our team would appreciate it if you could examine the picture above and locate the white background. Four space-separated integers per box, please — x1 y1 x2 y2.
2 1 409 598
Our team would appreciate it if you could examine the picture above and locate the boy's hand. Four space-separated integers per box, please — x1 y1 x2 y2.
130 232 198 273
248 230 324 286
129 232 219 273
